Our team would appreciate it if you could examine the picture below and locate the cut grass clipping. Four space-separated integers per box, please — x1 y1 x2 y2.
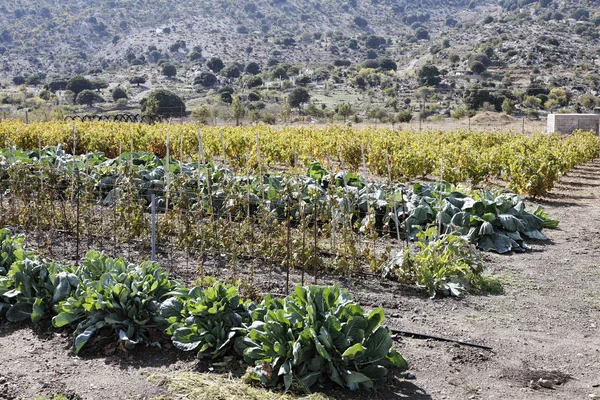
149 373 332 400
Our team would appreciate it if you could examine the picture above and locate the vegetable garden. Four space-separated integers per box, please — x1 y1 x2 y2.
0 120 599 397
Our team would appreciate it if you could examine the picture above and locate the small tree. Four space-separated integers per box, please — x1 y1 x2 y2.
378 58 397 71
501 98 515 115
544 98 559 112
523 95 542 109
365 35 386 49
288 87 310 111
207 57 224 73
337 103 353 122
230 96 245 125
144 97 159 117
140 89 186 117
245 62 261 75
25 74 43 86
66 76 93 98
245 75 263 88
482 45 494 58
271 66 288 80
464 84 490 110
367 106 390 123
161 64 177 78
46 79 68 92
548 88 569 107
396 110 413 123
362 59 379 69
76 89 103 106
223 65 241 79
417 64 441 86
280 98 291 122
91 79 109 92
416 86 434 106
189 51 202 61
469 53 491 67
148 50 162 63
112 87 128 102
219 88 233 104
581 94 597 110
192 105 211 124
448 53 460 64
194 72 217 87
130 76 146 87
469 60 487 74
415 27 429 40
12 76 25 86
247 91 261 102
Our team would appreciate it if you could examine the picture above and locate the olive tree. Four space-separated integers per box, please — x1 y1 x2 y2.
141 89 186 117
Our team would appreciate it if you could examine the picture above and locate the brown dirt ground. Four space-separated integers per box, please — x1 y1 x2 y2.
1 160 600 400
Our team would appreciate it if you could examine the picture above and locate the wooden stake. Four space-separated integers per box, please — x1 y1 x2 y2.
220 129 226 166
256 132 264 201
386 151 402 244
313 199 318 285
245 152 251 219
165 130 170 216
198 128 213 215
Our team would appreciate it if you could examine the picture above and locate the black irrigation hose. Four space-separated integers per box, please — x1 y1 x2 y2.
390 328 493 351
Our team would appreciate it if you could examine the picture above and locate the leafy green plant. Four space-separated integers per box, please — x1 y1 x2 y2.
33 395 71 400
533 206 559 229
0 228 29 275
0 229 410 394
0 229 75 322
0 145 563 260
161 282 251 359
383 228 489 298
0 257 75 323
52 251 180 354
405 184 559 253
235 285 407 392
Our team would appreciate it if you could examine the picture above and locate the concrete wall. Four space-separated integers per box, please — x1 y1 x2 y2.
547 114 600 135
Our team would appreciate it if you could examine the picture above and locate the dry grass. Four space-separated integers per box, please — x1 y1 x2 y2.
149 372 334 400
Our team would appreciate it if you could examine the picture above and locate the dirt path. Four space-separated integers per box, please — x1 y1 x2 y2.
1 161 599 400
399 58 419 76
381 159 600 399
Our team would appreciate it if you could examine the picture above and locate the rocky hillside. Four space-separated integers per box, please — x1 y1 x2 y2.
0 0 471 74
4 0 597 75
0 0 599 123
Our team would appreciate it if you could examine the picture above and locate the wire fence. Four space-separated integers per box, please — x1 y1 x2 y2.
0 162 404 291
400 117 547 134
0 108 548 134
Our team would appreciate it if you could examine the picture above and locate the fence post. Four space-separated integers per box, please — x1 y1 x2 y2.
220 129 226 165
151 193 157 261
165 129 170 216
256 132 264 201
75 178 80 265
386 151 402 246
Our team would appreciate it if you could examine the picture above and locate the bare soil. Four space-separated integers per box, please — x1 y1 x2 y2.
1 160 600 400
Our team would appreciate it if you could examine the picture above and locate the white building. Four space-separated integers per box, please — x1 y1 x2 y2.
547 114 600 136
